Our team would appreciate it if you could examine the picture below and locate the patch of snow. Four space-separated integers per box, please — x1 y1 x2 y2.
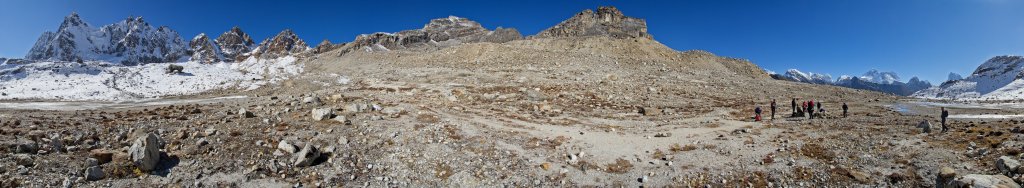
0 56 301 101
948 114 1024 119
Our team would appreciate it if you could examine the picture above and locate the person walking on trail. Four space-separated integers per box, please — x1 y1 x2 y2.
941 107 949 133
754 106 762 121
816 101 822 112
842 103 849 118
791 98 797 114
770 99 777 119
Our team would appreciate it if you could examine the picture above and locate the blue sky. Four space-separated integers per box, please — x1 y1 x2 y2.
2 0 1023 83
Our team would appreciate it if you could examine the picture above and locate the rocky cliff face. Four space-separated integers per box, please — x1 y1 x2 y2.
335 16 522 55
24 13 187 65
913 56 1024 100
533 6 651 39
188 33 222 63
254 29 309 59
215 26 256 62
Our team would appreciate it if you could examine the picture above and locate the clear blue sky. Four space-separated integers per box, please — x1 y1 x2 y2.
2 0 1023 83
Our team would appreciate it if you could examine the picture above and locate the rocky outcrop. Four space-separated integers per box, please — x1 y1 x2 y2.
25 13 188 65
214 26 256 62
336 16 522 55
533 6 651 39
253 29 309 59
311 39 340 54
129 133 162 171
188 33 222 63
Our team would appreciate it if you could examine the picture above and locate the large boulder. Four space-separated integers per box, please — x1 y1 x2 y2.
128 133 162 171
954 174 1020 188
84 166 105 181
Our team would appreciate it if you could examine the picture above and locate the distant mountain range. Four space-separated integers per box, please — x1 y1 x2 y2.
771 69 932 96
913 56 1024 101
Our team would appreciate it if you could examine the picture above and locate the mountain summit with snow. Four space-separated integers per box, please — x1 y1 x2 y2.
25 13 187 65
913 55 1024 100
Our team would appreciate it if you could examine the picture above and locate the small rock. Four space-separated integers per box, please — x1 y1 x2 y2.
293 144 321 167
204 128 218 136
540 163 551 170
332 115 350 125
953 174 1020 188
311 108 334 121
918 120 934 133
278 141 298 154
998 156 1021 175
89 149 114 164
382 107 404 117
302 97 321 104
14 154 33 166
654 133 672 137
84 166 105 181
197 138 209 147
239 108 255 118
86 158 99 167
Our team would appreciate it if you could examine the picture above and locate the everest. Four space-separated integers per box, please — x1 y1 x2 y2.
25 13 187 65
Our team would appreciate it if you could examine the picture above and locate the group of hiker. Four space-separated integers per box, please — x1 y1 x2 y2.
754 98 849 121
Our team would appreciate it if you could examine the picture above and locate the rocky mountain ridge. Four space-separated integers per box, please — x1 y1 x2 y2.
772 69 932 96
913 55 1024 100
25 13 188 65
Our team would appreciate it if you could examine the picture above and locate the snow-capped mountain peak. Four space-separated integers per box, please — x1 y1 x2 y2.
859 69 900 84
948 72 963 81
780 69 832 84
913 55 1024 100
25 13 187 65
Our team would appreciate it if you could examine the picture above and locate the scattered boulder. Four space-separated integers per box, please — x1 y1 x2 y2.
13 154 33 166
165 64 184 74
332 115 350 125
639 107 662 116
239 108 255 118
10 140 39 154
278 140 298 154
84 166 105 181
381 107 404 118
311 108 334 121
998 156 1021 175
302 96 321 104
128 133 162 171
89 149 114 164
918 120 934 133
937 167 957 188
293 143 321 167
954 174 1020 188
346 103 368 113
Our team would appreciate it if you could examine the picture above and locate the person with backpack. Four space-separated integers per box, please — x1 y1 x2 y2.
754 106 762 121
842 103 849 118
791 98 797 114
807 100 815 119
770 99 777 119
816 101 822 112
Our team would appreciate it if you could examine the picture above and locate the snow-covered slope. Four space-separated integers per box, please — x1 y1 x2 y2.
25 13 187 65
913 56 1024 100
948 72 963 81
0 57 300 101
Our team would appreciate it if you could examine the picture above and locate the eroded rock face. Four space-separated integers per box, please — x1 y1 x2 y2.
215 26 256 62
336 16 522 55
188 33 222 63
533 6 651 39
254 29 309 59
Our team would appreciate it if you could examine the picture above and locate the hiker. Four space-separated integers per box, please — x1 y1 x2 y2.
807 100 815 119
941 107 949 132
754 106 762 121
842 103 848 118
770 99 777 119
791 98 797 113
816 101 822 112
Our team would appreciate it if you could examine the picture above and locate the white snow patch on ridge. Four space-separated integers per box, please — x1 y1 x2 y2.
0 56 300 102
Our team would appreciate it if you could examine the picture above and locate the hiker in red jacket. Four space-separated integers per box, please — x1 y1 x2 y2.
807 100 815 119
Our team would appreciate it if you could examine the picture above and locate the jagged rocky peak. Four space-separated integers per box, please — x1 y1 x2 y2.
25 12 187 65
948 72 963 81
255 29 309 59
215 26 256 62
533 6 651 39
312 39 340 54
188 33 222 63
338 16 522 55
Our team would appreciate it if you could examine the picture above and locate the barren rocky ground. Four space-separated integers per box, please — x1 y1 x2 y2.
2 37 1024 188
